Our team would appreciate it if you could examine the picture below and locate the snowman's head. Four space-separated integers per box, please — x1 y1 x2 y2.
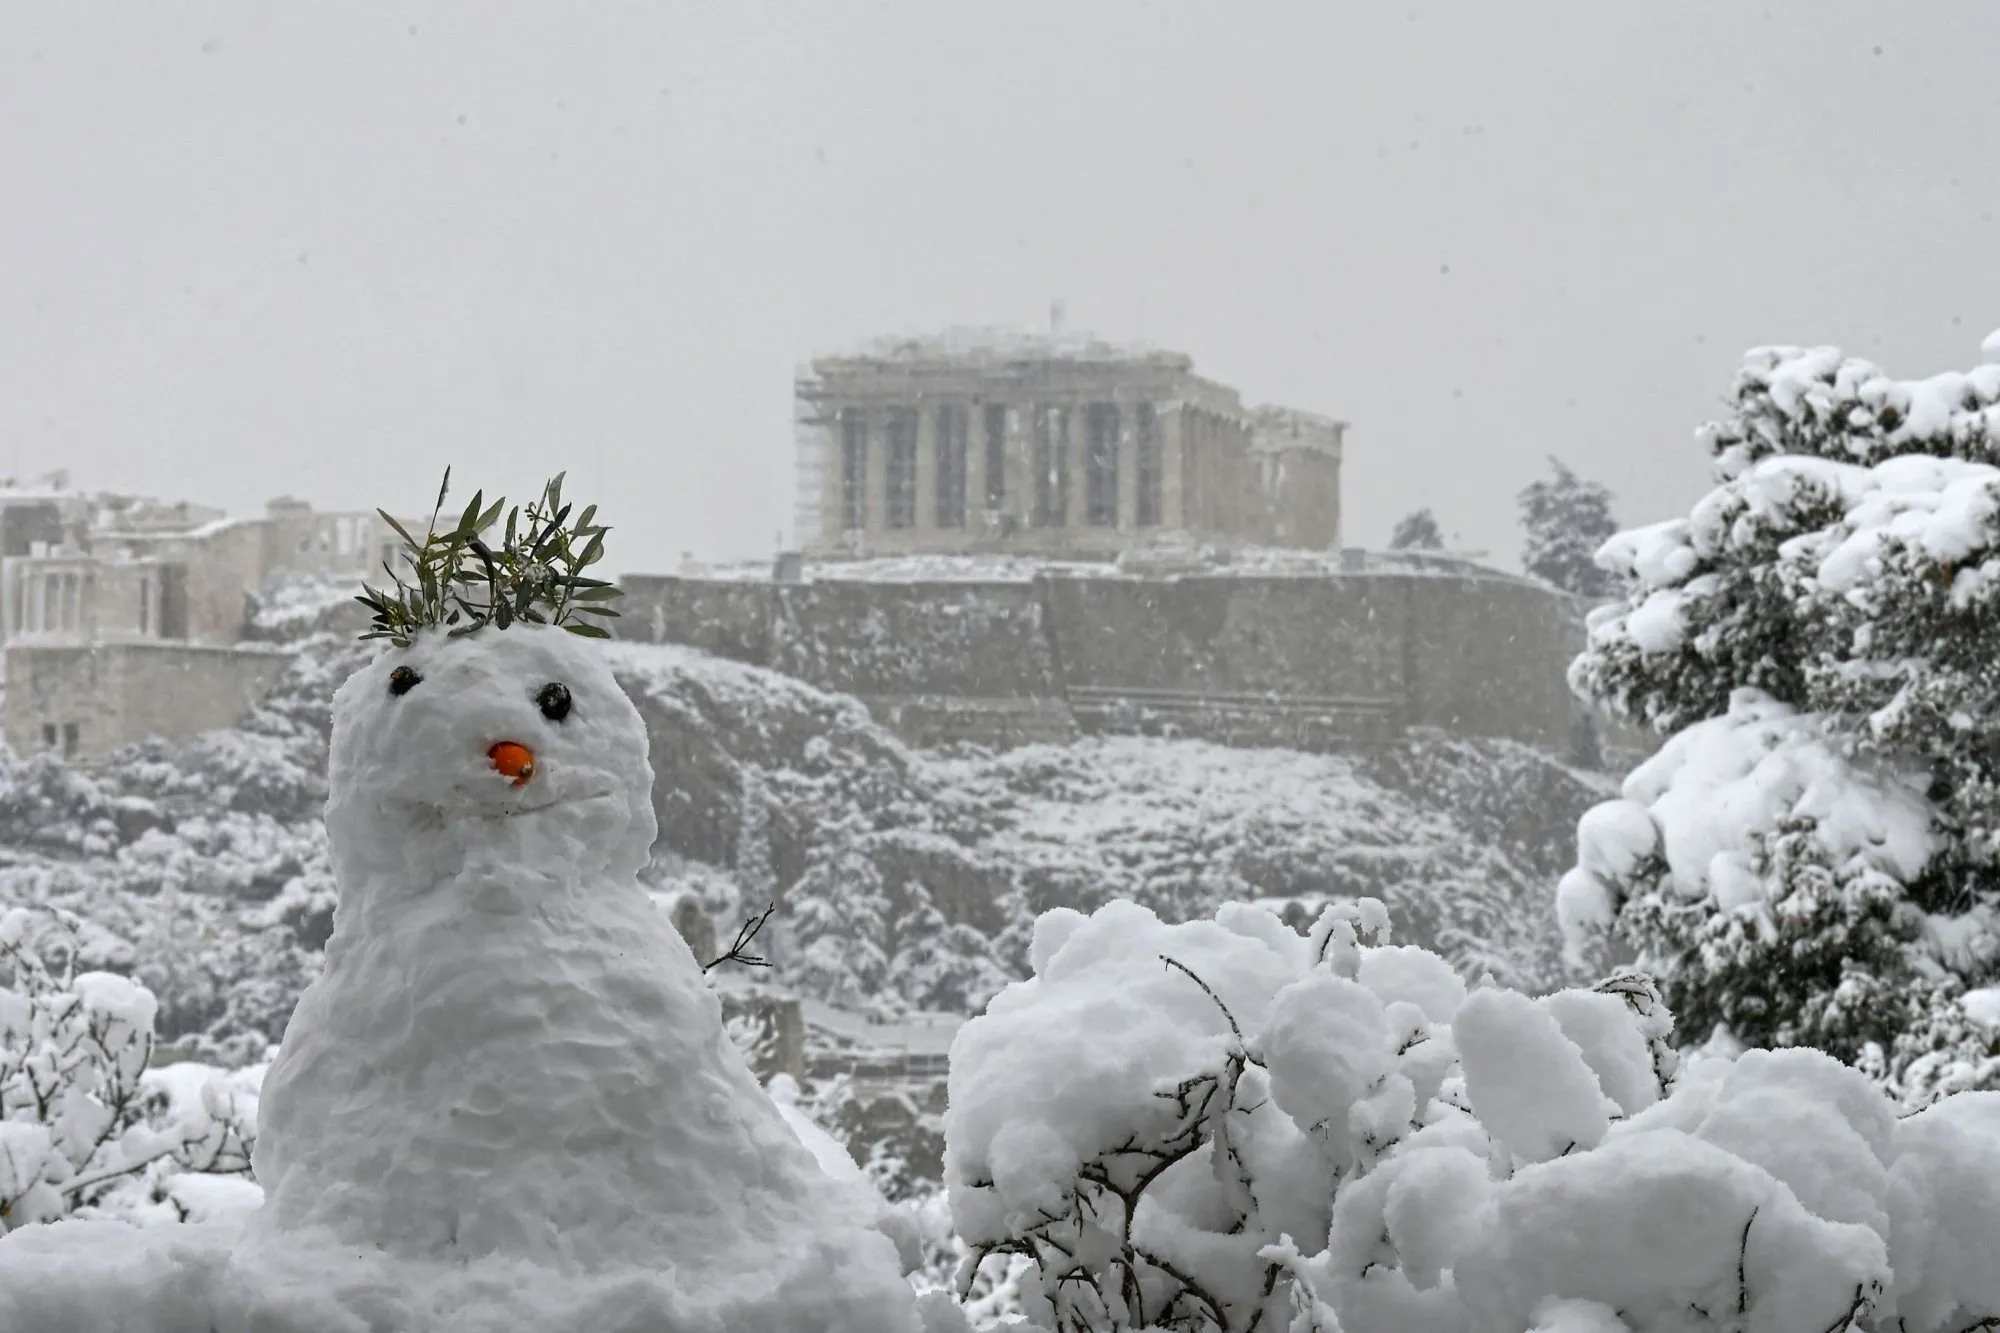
325 623 656 895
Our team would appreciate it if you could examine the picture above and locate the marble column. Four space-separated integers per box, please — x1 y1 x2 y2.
914 400 937 534
1116 403 1138 531
1005 402 1033 534
863 407 888 546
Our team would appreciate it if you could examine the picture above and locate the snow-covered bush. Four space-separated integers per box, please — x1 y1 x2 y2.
944 896 2000 1333
0 909 258 1231
1567 342 2000 1102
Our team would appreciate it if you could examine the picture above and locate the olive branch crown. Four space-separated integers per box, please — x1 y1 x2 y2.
357 469 623 647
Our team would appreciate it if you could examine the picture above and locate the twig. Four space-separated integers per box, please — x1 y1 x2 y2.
1738 1205 1758 1316
1159 954 1245 1044
703 901 777 973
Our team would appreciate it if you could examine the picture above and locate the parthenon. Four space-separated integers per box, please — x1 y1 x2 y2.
793 330 1345 557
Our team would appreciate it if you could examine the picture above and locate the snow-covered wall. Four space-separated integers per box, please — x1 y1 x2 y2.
3 641 293 763
618 570 1596 759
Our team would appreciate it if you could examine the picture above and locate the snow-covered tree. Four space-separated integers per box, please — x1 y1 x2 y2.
1564 342 2000 1104
782 836 1012 1018
784 844 894 1011
1519 456 1621 597
1388 507 1444 551
944 895 2000 1333
0 909 258 1230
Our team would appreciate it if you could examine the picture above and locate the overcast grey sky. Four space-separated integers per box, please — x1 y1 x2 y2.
5 2 1999 574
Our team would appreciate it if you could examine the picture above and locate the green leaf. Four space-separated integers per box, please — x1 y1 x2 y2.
563 622 612 639
572 585 622 601
378 510 420 550
495 599 513 630
572 604 621 618
455 490 484 539
433 467 453 518
578 532 605 569
474 496 506 535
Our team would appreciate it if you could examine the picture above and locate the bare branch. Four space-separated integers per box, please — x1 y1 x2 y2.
1159 954 1245 1045
703 901 777 974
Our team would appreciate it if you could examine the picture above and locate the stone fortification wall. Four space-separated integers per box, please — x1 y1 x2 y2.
618 568 1607 760
1041 576 1410 748
4 641 291 763
1401 576 1588 751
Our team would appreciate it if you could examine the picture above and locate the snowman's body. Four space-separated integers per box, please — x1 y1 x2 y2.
0 624 941 1332
256 836 810 1278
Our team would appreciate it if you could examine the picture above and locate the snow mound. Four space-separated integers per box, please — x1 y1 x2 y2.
945 896 2000 1332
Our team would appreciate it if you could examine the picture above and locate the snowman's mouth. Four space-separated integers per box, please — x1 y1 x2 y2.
478 789 618 821
392 789 618 825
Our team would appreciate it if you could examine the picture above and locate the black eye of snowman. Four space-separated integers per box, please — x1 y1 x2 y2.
535 682 572 722
388 665 423 697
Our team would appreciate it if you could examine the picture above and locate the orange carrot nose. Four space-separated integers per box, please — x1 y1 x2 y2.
487 741 536 787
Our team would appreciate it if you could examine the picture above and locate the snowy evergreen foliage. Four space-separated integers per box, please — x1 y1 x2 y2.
1388 507 1445 551
947 895 2000 1333
0 909 258 1230
1519 456 1621 598
1566 342 2000 1104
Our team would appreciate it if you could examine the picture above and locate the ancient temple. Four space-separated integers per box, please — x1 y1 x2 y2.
793 330 1344 558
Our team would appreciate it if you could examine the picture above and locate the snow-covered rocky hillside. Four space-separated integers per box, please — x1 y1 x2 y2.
609 640 1607 1007
0 624 1610 1063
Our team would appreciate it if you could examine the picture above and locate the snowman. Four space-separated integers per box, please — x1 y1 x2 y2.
0 478 955 1333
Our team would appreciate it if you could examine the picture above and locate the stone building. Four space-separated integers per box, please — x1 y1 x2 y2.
794 330 1345 558
0 485 407 763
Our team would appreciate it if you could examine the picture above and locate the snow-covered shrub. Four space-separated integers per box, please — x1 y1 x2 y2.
0 909 258 1231
1567 342 2000 1101
943 896 2000 1332
904 1188 1032 1328
0 748 127 855
781 1071 949 1203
